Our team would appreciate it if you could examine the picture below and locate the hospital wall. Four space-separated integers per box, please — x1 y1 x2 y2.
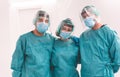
0 0 10 77
0 0 120 77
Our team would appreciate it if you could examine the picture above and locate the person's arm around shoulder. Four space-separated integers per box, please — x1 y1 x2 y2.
71 36 81 64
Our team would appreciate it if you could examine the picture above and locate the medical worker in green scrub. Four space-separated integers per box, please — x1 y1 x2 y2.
51 18 80 77
11 10 54 77
79 5 120 77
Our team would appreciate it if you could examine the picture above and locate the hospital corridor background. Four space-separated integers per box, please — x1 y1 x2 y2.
0 0 120 77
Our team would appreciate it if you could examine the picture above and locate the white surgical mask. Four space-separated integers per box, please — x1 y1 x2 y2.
36 22 48 33
84 17 95 28
60 31 71 39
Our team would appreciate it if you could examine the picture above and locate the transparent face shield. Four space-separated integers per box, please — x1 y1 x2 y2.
84 7 101 22
80 8 101 29
34 12 53 35
79 11 89 30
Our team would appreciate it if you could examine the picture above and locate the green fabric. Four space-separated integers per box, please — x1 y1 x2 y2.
51 39 80 77
11 31 54 77
80 25 120 77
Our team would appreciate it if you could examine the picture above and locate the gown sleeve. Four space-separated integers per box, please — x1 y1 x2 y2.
109 31 120 73
11 36 25 77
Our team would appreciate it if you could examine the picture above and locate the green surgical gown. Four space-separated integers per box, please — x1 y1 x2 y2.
11 31 54 77
80 25 120 77
51 38 80 77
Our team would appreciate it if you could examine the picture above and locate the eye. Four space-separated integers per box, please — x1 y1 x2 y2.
45 20 49 23
61 27 66 30
68 28 72 32
38 19 44 22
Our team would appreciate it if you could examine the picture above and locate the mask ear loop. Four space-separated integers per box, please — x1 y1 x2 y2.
43 13 52 34
79 12 86 30
46 23 53 35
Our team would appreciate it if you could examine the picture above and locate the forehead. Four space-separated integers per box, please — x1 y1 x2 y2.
38 17 49 20
61 24 73 29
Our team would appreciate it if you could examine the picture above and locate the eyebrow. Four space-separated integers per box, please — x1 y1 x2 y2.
39 14 49 18
39 14 44 17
